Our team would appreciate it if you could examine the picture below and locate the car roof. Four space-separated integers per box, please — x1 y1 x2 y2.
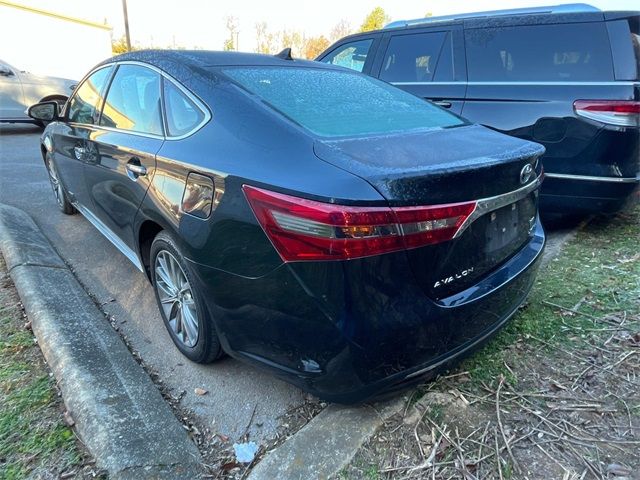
321 6 637 48
104 49 329 70
96 49 346 91
384 3 601 29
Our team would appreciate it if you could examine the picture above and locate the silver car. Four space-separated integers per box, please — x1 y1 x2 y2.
0 60 76 125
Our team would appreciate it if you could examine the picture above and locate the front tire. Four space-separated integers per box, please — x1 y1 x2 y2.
150 231 222 363
45 153 76 215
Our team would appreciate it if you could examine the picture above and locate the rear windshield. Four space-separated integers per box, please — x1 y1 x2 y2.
465 22 614 82
221 66 464 137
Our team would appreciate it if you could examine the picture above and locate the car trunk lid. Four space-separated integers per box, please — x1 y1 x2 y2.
313 124 545 299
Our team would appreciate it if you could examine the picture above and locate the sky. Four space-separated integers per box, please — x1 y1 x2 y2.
18 0 640 52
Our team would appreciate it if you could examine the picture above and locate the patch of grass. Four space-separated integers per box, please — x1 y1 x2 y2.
460 205 640 387
364 464 380 480
427 403 444 423
0 259 86 478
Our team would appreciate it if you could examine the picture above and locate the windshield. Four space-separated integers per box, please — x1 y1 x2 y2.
220 66 464 137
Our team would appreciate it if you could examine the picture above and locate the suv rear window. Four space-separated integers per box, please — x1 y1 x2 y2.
222 67 464 137
465 23 614 82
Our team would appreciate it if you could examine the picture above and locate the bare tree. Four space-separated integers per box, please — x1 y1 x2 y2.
255 22 279 54
281 30 307 58
330 19 352 41
224 16 239 51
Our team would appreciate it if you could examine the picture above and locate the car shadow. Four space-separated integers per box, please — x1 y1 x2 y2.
0 123 42 136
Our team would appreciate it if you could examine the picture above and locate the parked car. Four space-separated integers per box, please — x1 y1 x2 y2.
318 4 640 214
0 59 76 125
28 50 545 403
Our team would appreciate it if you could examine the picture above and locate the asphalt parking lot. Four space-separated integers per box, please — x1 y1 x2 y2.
0 123 306 442
0 123 578 445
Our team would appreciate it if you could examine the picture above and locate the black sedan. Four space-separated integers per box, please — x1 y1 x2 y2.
28 50 546 403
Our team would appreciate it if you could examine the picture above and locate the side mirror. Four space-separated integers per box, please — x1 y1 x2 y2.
27 101 59 122
0 66 14 77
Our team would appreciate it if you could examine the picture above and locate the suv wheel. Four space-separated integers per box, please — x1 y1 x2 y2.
150 231 222 363
45 153 76 215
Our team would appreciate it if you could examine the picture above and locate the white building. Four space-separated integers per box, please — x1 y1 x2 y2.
0 0 112 81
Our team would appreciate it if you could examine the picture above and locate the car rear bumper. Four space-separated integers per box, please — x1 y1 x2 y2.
189 221 545 404
541 173 639 213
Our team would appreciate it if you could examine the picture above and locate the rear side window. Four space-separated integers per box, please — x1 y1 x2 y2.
222 67 464 137
163 80 206 137
100 64 163 135
465 23 614 81
380 31 454 83
67 66 113 124
321 39 373 72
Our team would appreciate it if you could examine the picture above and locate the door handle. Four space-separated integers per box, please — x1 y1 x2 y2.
126 160 147 177
432 100 452 109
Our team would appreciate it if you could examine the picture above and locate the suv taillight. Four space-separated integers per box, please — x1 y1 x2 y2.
574 100 640 127
243 185 476 262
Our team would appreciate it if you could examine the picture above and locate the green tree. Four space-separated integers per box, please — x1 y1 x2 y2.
359 7 390 32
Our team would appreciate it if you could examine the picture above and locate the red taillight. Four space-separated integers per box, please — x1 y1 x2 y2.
242 185 476 262
574 100 640 127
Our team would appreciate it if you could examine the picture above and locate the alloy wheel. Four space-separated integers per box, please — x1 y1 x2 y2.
46 157 65 208
154 250 199 347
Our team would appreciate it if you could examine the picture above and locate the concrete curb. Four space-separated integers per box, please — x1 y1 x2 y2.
0 204 202 479
248 398 404 480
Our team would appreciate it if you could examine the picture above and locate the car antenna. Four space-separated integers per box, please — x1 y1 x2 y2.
275 48 293 60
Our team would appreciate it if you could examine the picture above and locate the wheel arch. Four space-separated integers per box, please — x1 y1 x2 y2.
138 219 164 281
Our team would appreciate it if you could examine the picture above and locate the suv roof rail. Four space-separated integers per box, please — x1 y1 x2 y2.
384 3 601 29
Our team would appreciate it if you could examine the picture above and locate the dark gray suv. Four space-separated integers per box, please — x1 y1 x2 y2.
318 4 640 213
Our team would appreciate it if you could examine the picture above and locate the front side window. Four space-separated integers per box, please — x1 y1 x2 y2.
100 64 163 135
321 39 373 72
163 79 205 137
222 66 464 137
67 66 113 124
380 31 453 83
465 23 614 81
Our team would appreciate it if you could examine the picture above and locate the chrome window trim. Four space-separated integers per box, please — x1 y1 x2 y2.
64 60 211 140
66 121 165 140
453 173 543 239
116 60 211 140
65 64 115 123
544 173 640 183
72 201 145 272
390 81 638 86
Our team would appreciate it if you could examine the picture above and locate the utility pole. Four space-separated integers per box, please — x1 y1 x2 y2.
122 0 131 51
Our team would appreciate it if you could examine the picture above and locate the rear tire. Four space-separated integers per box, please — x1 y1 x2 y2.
150 231 222 363
44 153 76 215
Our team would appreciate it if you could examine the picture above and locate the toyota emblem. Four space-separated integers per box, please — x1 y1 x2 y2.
520 164 533 185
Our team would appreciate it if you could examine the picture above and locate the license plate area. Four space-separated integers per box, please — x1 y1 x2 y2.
485 202 519 253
